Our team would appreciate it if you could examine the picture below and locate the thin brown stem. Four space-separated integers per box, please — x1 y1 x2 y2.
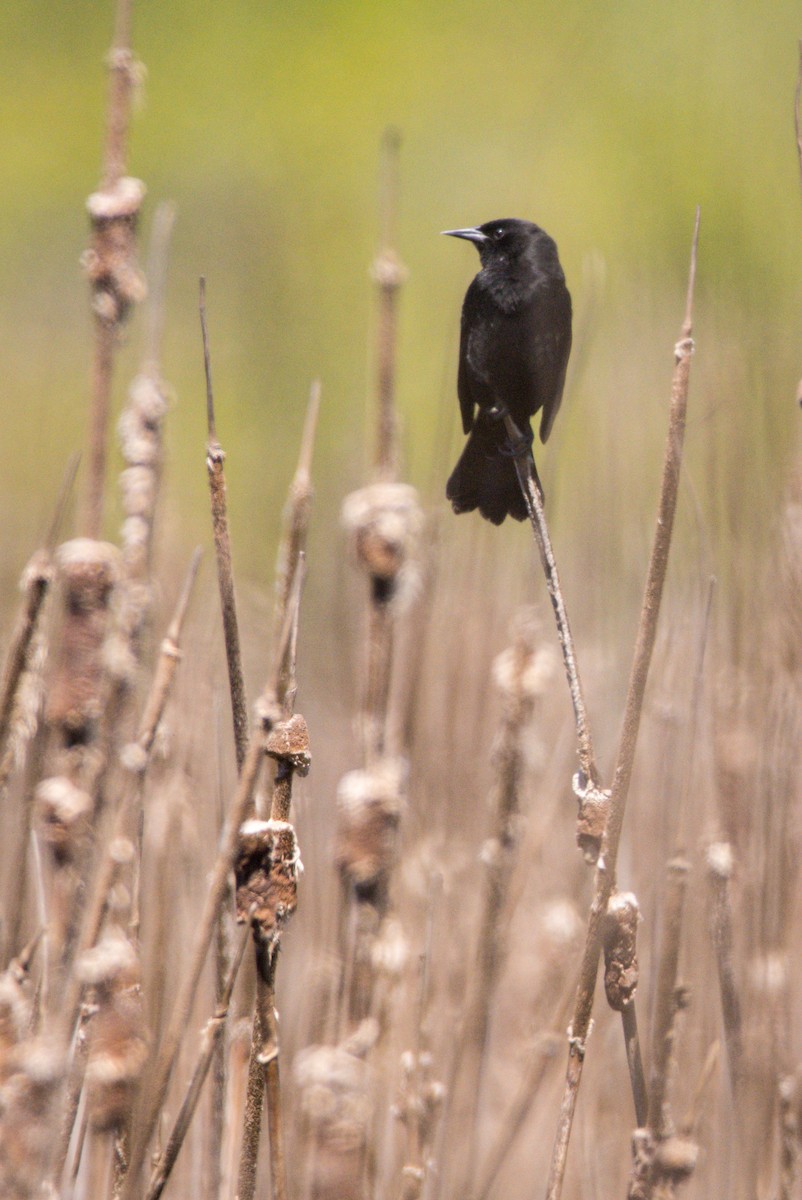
53 550 203 1181
274 382 320 696
144 925 250 1200
448 620 542 1192
705 843 744 1112
83 0 140 539
544 208 700 1200
372 126 406 480
120 704 272 1200
503 416 598 786
0 453 78 810
257 944 287 1200
102 0 135 190
622 1001 648 1128
778 1075 799 1200
473 1001 571 1200
136 547 202 750
239 481 311 1200
646 858 690 1139
84 326 116 540
200 278 249 772
0 553 52 780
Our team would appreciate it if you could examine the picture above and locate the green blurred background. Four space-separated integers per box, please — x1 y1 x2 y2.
0 0 800 612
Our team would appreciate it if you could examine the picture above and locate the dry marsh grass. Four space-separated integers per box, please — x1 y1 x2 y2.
0 8 801 1200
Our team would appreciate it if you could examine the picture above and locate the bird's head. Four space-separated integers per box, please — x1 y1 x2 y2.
442 218 552 269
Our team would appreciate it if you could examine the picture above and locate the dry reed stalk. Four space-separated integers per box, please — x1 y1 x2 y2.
0 455 82 789
50 550 201 1187
208 716 231 1200
114 574 290 1199
446 613 554 1192
359 123 410 762
273 382 321 692
0 557 50 807
372 126 407 483
336 134 421 1051
237 391 319 1200
82 0 146 540
471 1031 565 1200
603 893 647 1127
393 873 443 1200
778 1073 800 1200
118 689 275 1199
705 842 744 1116
626 857 695 1200
646 858 690 1139
545 208 700 1200
0 460 82 969
502 412 599 794
200 278 249 772
236 683 309 1200
237 606 310 1200
143 924 250 1200
66 548 202 974
254 940 286 1200
118 201 175 601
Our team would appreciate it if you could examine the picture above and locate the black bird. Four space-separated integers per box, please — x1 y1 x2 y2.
443 218 572 524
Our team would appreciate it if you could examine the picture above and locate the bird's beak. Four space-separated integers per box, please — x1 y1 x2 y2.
441 227 488 243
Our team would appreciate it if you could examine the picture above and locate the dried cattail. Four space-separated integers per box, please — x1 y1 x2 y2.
393 1048 446 1152
370 914 409 979
573 772 610 864
370 248 408 293
341 482 423 605
491 611 557 704
118 370 169 586
294 1021 378 1200
0 1036 63 1198
628 1128 655 1200
234 819 303 943
34 775 91 867
78 929 148 1132
83 176 147 326
0 967 33 1071
653 1135 698 1181
264 713 312 776
335 759 405 898
46 539 120 744
603 892 641 1011
705 840 734 881
119 373 169 461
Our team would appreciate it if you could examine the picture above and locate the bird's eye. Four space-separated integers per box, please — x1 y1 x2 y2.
494 226 505 240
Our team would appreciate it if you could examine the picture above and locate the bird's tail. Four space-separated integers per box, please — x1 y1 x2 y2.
446 416 539 525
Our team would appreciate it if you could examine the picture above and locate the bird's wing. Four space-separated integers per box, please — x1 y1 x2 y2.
458 278 500 432
457 301 477 433
538 284 572 443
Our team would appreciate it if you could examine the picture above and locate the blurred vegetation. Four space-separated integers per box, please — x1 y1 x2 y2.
0 0 799 615
0 9 800 1195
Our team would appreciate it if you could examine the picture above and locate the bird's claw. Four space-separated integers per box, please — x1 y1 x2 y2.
498 425 534 458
